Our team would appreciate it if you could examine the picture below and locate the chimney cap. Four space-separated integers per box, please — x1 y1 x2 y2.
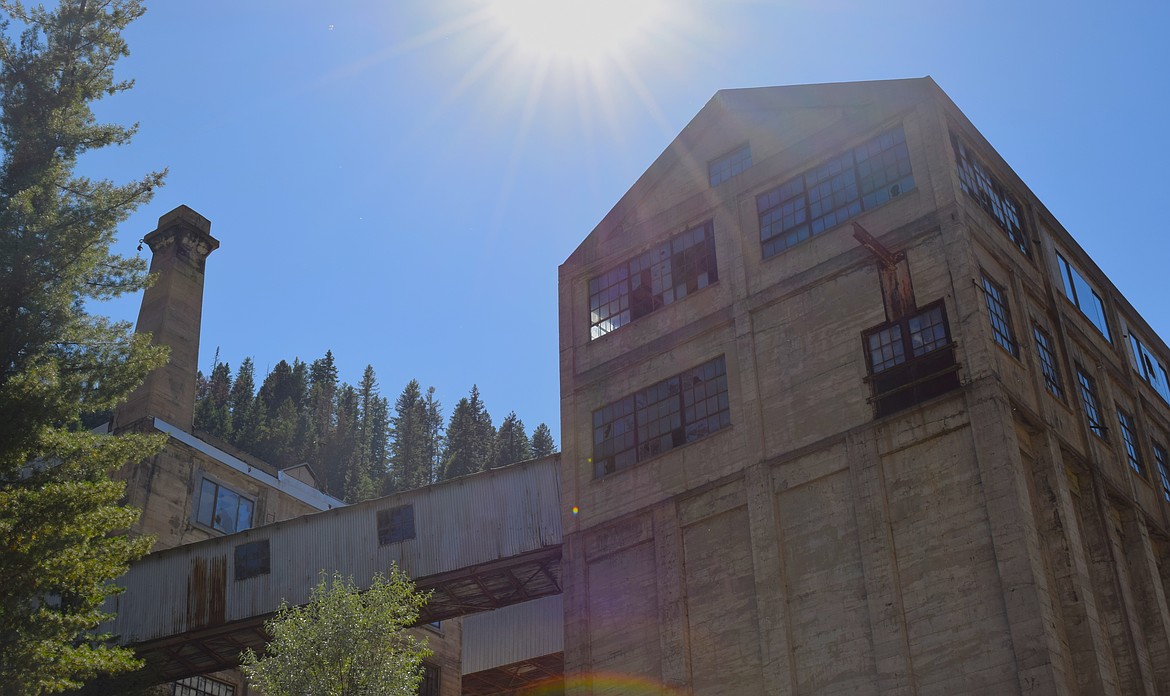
156 204 212 235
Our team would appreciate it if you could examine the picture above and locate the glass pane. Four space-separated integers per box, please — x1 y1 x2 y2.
197 479 217 527
214 487 240 533
237 496 254 532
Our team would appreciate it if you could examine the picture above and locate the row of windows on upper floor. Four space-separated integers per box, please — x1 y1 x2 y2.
593 124 1034 340
979 267 1170 502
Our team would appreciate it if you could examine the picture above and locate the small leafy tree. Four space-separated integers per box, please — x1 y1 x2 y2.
240 568 432 696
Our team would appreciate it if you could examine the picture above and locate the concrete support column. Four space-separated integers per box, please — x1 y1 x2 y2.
743 462 793 694
652 502 692 693
1120 508 1170 693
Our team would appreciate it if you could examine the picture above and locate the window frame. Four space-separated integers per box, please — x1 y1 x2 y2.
708 143 752 187
194 476 255 535
1153 440 1170 502
172 675 235 696
592 355 731 478
950 133 1030 256
862 300 962 418
1117 408 1146 478
588 220 719 340
980 272 1018 357
756 123 915 259
1055 251 1112 343
1075 366 1106 440
1128 331 1170 404
418 662 440 696
1032 323 1065 400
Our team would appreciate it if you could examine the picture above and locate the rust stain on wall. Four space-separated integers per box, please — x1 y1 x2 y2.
186 555 226 629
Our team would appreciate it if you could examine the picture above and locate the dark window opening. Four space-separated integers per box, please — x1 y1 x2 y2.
1076 366 1106 440
377 504 416 545
234 539 271 581
195 478 254 534
709 143 752 186
951 134 1029 255
1056 252 1112 342
172 675 234 696
1117 408 1145 477
758 124 914 258
1153 441 1170 502
418 662 440 696
593 356 730 477
863 302 960 418
589 221 718 339
980 273 1017 356
1033 324 1065 399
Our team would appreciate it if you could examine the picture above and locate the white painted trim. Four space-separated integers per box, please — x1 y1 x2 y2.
151 417 345 512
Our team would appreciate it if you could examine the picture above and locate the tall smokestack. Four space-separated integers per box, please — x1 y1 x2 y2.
114 205 219 433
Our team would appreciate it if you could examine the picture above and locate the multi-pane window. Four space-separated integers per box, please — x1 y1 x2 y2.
173 676 234 696
951 134 1029 255
589 221 717 339
377 504 416 545
1117 409 1145 477
1076 367 1106 439
709 143 751 186
1032 324 1065 399
234 539 270 581
1056 252 1112 342
1128 332 1170 403
1153 441 1170 502
196 478 254 534
593 356 730 477
417 663 440 696
757 124 914 259
980 273 1017 356
863 302 960 417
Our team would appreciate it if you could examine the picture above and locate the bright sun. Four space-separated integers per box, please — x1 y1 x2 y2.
486 0 665 63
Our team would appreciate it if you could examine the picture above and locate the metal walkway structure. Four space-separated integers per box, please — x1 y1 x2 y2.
106 456 563 682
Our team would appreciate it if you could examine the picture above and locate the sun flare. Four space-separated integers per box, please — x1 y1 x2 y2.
486 0 665 63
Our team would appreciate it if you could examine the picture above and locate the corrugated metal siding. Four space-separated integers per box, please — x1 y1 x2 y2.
108 455 561 644
461 595 564 673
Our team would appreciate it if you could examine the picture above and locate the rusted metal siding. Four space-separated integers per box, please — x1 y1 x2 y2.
461 595 564 673
107 455 562 645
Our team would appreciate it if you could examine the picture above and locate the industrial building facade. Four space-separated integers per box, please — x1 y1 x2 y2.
558 78 1170 695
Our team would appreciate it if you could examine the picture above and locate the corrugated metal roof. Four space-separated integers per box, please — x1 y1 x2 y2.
462 595 564 673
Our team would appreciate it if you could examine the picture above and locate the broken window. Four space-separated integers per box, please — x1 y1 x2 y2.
1076 366 1106 440
863 302 960 417
173 675 234 696
951 133 1029 255
418 663 440 696
593 356 730 477
1056 252 1112 342
1117 408 1145 477
589 221 718 339
234 539 270 581
377 504 416 545
758 124 915 258
1128 332 1170 403
1033 324 1065 399
195 478 254 534
980 272 1017 356
709 143 752 186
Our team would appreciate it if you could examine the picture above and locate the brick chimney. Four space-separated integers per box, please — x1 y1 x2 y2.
114 205 219 433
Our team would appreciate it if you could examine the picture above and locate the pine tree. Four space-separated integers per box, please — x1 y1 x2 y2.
193 355 231 438
389 379 426 492
443 385 495 479
531 422 557 457
494 411 532 468
255 359 306 468
357 366 389 494
0 0 166 690
306 351 338 486
421 386 444 485
229 357 263 453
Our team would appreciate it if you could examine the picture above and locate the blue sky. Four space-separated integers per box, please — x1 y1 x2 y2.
89 0 1169 443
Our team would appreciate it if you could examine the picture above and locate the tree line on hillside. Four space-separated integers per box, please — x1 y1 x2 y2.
193 350 557 503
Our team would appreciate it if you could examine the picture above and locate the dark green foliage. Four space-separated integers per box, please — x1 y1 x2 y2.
443 385 495 479
531 422 557 457
229 357 262 453
389 379 427 493
193 354 231 437
494 411 532 468
0 0 167 691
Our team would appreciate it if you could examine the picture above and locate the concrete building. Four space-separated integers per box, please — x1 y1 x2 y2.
557 77 1170 695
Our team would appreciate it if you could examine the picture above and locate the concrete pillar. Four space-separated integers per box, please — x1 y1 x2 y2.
114 205 219 433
